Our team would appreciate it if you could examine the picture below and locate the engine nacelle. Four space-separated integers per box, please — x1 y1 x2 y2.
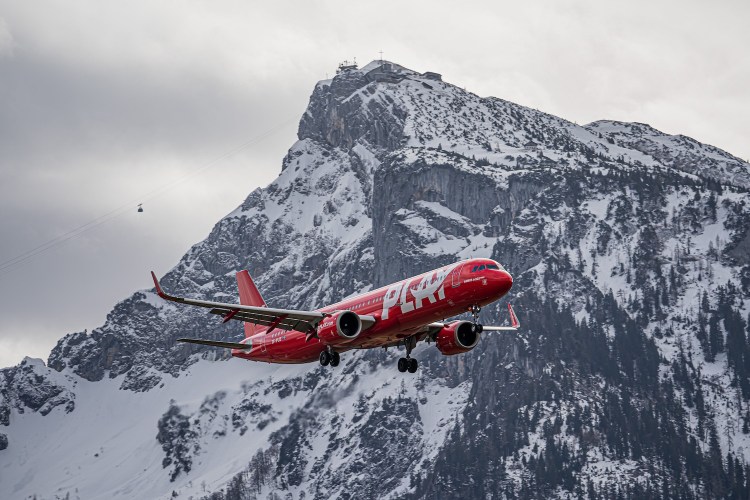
317 311 362 344
435 321 480 355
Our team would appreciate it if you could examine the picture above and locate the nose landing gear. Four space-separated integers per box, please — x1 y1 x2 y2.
470 304 484 333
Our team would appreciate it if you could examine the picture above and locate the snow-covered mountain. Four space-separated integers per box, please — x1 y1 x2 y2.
2 60 750 499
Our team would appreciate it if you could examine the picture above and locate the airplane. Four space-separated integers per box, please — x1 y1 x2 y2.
150 258 518 373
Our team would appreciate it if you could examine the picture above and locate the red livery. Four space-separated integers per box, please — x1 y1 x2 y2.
151 258 518 373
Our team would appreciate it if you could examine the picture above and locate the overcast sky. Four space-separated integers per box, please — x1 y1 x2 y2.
1 0 748 368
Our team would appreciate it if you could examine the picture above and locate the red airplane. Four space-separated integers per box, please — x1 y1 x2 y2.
151 258 518 373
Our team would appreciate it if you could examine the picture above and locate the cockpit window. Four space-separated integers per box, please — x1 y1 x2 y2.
486 264 500 270
478 264 485 271
471 266 479 272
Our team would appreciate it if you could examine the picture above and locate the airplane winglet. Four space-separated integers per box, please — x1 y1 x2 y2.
151 271 175 301
508 303 520 329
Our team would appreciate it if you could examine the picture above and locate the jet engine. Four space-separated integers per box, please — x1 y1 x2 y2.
317 311 362 344
435 321 480 355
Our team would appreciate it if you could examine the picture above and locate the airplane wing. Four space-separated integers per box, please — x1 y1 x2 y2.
425 303 520 332
480 304 520 332
175 338 252 349
151 272 327 334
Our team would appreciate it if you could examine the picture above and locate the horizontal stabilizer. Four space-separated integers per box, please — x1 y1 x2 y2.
177 338 252 350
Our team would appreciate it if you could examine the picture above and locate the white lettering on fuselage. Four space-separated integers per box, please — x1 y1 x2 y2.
399 279 415 313
381 283 401 320
381 266 453 320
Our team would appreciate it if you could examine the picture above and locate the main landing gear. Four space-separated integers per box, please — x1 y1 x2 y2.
470 304 484 333
397 357 418 373
397 336 419 374
319 349 340 367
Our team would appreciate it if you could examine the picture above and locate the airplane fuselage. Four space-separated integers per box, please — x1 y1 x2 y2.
231 258 513 364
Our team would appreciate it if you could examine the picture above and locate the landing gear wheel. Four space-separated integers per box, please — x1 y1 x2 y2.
397 358 409 373
330 351 340 367
470 305 483 334
319 351 331 366
407 358 418 373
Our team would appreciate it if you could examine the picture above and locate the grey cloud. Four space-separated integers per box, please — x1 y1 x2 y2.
0 17 12 57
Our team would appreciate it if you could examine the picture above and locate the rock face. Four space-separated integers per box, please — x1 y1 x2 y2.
0 357 75 419
2 60 750 499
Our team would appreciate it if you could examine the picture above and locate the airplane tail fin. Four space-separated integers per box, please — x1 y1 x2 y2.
236 270 266 337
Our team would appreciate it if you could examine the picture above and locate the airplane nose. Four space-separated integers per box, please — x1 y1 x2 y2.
498 270 513 295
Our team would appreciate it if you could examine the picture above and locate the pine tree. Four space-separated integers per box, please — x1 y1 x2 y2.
709 315 724 359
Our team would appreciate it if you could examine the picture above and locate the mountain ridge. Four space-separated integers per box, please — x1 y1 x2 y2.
2 60 750 499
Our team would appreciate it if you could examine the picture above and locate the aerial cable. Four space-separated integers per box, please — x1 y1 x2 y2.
0 209 134 276
0 116 297 277
0 116 296 275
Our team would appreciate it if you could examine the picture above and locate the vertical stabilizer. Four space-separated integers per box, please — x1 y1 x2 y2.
236 270 267 337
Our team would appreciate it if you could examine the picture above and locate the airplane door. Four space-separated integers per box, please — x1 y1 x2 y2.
451 263 464 287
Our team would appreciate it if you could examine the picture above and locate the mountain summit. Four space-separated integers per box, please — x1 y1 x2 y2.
2 60 750 499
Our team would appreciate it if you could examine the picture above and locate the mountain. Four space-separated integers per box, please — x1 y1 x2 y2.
2 60 750 499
